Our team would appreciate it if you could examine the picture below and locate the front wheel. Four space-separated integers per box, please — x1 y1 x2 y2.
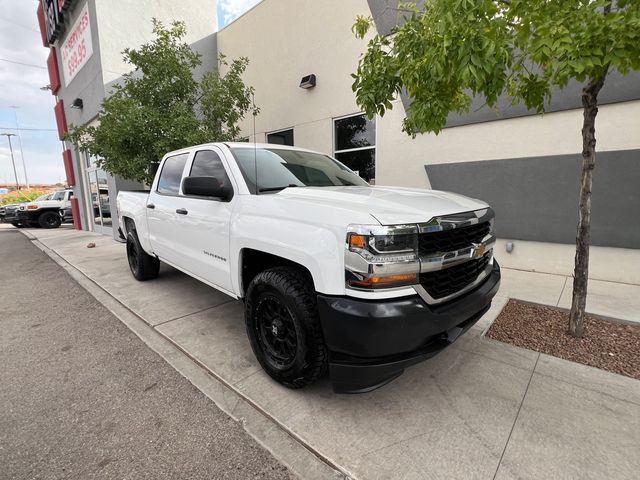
38 211 61 229
245 267 328 389
126 231 160 281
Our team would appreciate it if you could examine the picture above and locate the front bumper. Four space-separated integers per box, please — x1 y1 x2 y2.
317 261 501 393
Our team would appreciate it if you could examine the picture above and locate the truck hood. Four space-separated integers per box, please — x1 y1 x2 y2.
19 200 64 209
276 186 488 225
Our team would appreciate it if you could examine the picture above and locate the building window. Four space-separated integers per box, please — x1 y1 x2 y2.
267 128 294 146
333 114 375 183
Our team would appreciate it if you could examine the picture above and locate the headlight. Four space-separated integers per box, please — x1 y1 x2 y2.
345 224 419 289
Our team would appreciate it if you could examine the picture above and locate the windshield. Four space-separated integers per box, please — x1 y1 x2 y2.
35 193 52 201
51 191 65 201
230 148 369 193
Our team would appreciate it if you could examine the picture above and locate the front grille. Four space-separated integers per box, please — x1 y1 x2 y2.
420 252 491 300
418 221 490 256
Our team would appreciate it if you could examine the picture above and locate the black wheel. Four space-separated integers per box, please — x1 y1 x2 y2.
38 211 61 229
245 267 327 389
11 222 24 228
126 231 160 281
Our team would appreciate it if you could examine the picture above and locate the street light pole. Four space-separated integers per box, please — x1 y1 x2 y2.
1 133 20 190
8 106 29 189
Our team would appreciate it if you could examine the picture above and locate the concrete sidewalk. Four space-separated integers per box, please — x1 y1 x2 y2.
15 224 640 479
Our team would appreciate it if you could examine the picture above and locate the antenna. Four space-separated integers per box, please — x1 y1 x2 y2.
252 92 258 195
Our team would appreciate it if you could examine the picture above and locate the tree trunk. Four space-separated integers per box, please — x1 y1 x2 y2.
568 72 608 337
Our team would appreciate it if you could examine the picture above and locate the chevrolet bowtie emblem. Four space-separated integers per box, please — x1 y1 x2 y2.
471 243 486 257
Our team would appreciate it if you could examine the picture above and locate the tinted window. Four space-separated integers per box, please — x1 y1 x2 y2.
157 153 188 194
267 129 294 146
335 149 376 183
189 150 231 188
335 115 375 151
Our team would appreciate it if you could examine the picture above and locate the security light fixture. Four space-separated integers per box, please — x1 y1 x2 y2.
71 98 83 109
299 74 316 89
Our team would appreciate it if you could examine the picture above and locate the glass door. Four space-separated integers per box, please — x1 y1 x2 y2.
85 155 112 235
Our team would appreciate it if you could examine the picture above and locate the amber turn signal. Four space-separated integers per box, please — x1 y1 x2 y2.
348 233 367 250
27 204 38 210
348 273 418 289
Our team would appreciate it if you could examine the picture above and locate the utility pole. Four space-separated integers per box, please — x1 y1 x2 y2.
8 106 29 189
1 133 20 190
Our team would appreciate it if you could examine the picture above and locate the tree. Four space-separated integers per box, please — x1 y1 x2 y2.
67 20 256 185
352 0 640 337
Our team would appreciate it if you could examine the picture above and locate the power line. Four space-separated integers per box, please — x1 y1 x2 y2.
0 58 46 70
0 127 57 132
0 16 40 33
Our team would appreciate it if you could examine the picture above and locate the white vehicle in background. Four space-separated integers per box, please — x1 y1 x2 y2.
5 189 73 229
118 143 500 393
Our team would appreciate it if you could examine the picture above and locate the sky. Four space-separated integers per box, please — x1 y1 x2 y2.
0 0 259 186
217 0 261 30
0 1 62 185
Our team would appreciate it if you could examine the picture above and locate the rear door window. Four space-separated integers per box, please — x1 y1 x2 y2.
157 153 189 195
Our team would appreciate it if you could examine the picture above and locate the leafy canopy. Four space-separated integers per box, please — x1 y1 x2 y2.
67 20 256 184
352 0 640 135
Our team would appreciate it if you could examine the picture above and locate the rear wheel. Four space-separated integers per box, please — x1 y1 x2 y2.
126 231 160 281
245 267 327 389
38 211 61 229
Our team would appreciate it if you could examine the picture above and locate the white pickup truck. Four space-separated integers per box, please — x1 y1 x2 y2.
117 143 500 393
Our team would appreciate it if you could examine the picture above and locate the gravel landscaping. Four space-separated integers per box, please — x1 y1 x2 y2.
487 299 640 380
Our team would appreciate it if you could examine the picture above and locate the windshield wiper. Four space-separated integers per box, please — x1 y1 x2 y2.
258 184 300 193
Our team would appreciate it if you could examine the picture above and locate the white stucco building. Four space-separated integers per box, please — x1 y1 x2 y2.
39 0 640 283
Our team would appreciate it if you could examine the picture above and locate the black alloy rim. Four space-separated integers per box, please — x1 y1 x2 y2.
127 240 139 273
45 215 58 227
255 294 298 368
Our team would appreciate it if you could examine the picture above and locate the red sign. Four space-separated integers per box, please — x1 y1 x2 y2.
63 149 75 186
54 100 67 140
47 48 61 94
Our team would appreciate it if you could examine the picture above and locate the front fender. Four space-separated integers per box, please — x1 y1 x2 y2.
231 214 344 296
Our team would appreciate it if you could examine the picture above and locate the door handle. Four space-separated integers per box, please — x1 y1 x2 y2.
176 208 188 215
146 203 155 209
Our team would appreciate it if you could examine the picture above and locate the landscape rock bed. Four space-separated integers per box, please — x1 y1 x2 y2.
487 299 640 380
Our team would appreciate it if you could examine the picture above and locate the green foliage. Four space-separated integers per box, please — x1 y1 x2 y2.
352 0 640 136
67 20 256 184
0 190 49 206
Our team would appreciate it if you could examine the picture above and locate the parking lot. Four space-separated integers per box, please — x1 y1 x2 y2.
12 223 640 480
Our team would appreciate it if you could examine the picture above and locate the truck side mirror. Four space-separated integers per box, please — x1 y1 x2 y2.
182 176 233 201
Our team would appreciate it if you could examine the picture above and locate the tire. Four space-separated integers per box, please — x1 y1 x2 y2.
126 231 160 281
245 267 328 389
38 211 61 229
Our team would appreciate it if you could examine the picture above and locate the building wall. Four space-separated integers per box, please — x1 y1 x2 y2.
94 0 218 87
216 0 374 152
44 0 218 238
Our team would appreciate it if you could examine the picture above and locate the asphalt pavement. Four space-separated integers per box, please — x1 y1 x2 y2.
0 228 294 480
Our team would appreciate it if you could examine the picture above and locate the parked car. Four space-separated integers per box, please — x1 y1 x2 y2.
0 203 17 223
117 143 500 393
6 189 73 229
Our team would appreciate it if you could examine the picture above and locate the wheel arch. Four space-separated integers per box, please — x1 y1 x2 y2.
240 248 315 298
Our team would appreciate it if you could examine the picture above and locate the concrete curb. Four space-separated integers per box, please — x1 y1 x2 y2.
21 230 349 480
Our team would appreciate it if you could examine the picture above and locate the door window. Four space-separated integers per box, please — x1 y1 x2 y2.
190 150 231 188
157 153 189 194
